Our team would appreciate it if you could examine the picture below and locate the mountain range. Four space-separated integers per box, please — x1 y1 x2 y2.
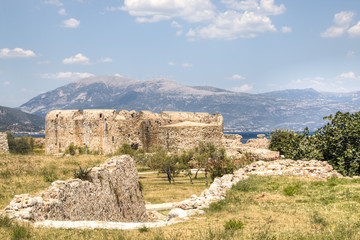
18 76 360 131
0 105 44 132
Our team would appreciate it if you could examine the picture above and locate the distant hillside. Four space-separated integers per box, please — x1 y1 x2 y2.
19 76 360 131
0 106 44 132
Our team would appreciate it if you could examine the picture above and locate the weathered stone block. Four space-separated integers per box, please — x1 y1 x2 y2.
0 132 9 153
4 155 147 222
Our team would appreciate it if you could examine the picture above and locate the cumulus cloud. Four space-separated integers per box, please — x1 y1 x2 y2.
222 0 285 15
99 57 113 63
2 81 10 86
337 72 356 79
43 0 63 6
348 21 360 37
168 61 175 66
281 26 292 33
58 8 66 16
182 62 192 67
63 53 90 64
62 18 80 28
114 73 124 77
119 0 286 40
0 48 36 58
231 74 245 80
41 72 94 80
232 84 253 92
321 11 355 38
187 10 276 40
122 0 216 23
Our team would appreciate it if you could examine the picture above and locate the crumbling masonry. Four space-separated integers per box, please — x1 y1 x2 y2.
45 109 279 159
0 132 9 153
46 110 236 154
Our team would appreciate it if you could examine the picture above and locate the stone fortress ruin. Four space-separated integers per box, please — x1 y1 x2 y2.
46 109 230 154
45 109 278 159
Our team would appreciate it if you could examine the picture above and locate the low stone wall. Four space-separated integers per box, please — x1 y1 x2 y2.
169 159 343 219
0 132 9 153
243 134 270 149
4 155 147 222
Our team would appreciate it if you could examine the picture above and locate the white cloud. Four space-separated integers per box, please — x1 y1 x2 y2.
62 18 80 28
187 10 276 40
99 57 113 63
43 0 63 7
114 73 124 77
63 53 90 65
348 21 360 37
288 76 352 92
337 72 356 79
41 72 94 80
232 84 253 92
121 0 216 23
58 8 66 16
231 74 245 80
171 21 182 28
281 26 292 33
182 62 192 67
168 61 175 66
321 11 355 38
222 0 285 16
0 48 36 58
347 50 355 57
2 81 10 86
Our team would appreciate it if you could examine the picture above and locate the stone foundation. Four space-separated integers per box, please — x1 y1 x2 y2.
4 155 147 222
169 159 342 219
0 132 9 153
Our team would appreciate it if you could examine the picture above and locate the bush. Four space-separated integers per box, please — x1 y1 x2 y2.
65 143 76 155
269 129 311 160
73 166 92 181
224 219 244 231
315 111 360 176
7 133 33 155
193 142 235 184
270 111 360 176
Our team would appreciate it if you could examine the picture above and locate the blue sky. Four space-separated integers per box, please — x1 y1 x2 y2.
1 0 360 107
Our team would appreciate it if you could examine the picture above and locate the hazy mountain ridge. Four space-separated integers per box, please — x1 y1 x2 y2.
0 106 44 132
19 76 360 131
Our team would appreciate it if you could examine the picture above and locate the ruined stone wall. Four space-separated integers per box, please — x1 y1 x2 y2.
244 134 270 149
4 155 147 222
157 122 224 152
45 109 223 154
0 132 9 153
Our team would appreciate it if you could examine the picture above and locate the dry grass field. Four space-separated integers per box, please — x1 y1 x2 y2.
1 153 360 239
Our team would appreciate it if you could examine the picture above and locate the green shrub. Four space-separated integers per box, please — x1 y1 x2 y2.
224 219 244 231
41 168 58 182
0 215 12 228
7 133 33 155
65 143 76 155
73 166 92 181
269 111 360 176
10 223 31 240
208 199 227 212
283 184 301 196
138 225 149 233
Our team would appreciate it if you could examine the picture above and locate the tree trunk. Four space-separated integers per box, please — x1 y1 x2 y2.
205 169 208 186
166 171 172 184
194 169 200 179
